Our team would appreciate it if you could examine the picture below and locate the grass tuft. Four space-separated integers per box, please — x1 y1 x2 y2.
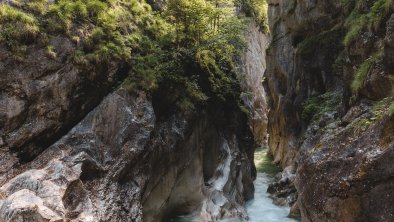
0 4 39 50
351 49 382 92
343 0 391 47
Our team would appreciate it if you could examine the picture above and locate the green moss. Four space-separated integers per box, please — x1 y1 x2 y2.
351 49 382 92
355 95 394 129
302 91 342 123
389 102 394 116
332 51 346 76
343 0 391 47
372 94 394 119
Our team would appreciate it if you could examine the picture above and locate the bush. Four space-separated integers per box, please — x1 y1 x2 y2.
237 0 269 32
2 0 249 113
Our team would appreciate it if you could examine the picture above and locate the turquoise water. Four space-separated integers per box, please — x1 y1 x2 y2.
240 172 296 222
169 172 296 222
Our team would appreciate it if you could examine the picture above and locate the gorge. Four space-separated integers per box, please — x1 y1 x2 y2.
0 0 393 222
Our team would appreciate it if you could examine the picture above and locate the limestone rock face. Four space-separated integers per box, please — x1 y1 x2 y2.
266 0 394 221
0 88 255 222
240 22 269 147
266 0 345 167
296 114 394 222
0 36 123 168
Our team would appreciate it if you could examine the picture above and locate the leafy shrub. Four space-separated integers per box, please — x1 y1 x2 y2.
2 0 250 112
237 0 269 32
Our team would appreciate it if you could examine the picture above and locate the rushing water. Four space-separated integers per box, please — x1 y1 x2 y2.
241 172 296 222
170 150 297 222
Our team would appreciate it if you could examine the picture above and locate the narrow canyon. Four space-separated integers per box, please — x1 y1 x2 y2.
0 0 393 222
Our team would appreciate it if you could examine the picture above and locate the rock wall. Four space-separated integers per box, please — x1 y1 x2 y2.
0 3 267 220
265 0 394 221
0 86 255 222
0 36 126 175
240 22 269 147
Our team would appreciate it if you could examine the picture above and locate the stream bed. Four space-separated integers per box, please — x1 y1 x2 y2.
170 149 297 222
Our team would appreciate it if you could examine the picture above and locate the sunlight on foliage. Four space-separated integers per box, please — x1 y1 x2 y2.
237 0 269 32
0 5 39 51
1 0 252 112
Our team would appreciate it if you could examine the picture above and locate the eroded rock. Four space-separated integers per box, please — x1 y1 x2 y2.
0 88 255 222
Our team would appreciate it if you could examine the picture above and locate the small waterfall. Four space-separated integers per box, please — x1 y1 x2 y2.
170 149 297 222
169 22 296 222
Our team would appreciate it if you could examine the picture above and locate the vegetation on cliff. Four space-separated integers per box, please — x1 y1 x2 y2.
237 0 268 32
294 0 393 123
342 0 392 103
301 91 342 123
343 0 391 47
0 0 261 112
350 49 383 92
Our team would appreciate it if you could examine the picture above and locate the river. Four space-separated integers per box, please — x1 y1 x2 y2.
169 149 297 222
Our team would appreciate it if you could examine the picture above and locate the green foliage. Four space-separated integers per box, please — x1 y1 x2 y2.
2 0 167 62
44 0 166 62
302 91 342 123
125 0 249 111
343 0 391 47
26 0 48 15
237 0 269 32
0 4 39 51
372 94 394 119
389 102 394 116
2 0 249 112
46 45 56 58
236 0 269 33
351 49 382 92
355 95 394 129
